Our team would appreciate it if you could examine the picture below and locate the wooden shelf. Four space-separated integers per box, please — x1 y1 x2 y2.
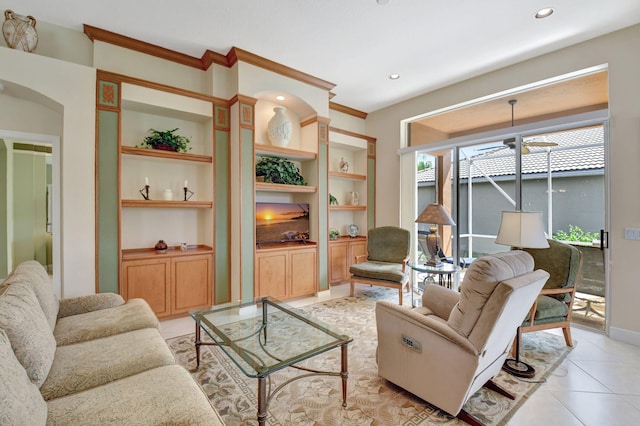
121 146 212 163
255 182 317 193
255 144 317 161
329 171 366 180
121 199 213 208
122 245 213 260
329 205 366 211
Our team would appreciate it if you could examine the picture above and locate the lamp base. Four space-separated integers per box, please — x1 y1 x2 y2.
502 358 536 378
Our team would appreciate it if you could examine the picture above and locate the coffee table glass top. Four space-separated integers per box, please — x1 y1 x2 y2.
407 261 461 274
190 297 351 378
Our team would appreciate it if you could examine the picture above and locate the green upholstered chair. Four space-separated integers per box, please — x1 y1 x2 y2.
518 239 583 348
349 226 411 304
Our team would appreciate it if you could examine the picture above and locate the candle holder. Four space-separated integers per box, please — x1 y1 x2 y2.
183 186 194 201
139 185 150 200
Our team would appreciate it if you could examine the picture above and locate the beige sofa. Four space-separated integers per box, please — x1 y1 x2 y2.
0 261 224 425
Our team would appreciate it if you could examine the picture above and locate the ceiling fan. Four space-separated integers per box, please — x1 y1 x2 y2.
482 99 558 154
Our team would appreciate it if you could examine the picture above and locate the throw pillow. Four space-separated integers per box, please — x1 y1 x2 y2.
0 282 57 387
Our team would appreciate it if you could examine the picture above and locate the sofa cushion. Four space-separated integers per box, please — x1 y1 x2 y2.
7 260 59 331
41 327 176 400
54 298 159 346
448 250 534 337
350 261 409 283
0 282 57 387
0 328 48 425
46 365 224 425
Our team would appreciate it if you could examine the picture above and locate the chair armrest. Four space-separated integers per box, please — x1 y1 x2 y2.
354 254 368 264
58 293 125 318
421 285 459 320
376 301 477 355
540 287 576 296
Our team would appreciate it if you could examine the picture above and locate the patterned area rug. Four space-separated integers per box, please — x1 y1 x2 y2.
167 287 573 425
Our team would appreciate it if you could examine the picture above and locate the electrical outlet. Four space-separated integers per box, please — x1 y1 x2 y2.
624 228 640 240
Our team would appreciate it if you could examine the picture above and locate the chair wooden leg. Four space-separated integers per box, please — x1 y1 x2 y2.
349 281 355 297
457 409 485 426
484 379 515 400
398 288 403 305
562 326 573 346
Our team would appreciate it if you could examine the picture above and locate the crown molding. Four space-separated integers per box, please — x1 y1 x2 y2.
84 25 336 92
329 102 368 119
329 126 376 143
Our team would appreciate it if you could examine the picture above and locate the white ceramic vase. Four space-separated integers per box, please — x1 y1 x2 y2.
267 107 292 147
2 10 38 52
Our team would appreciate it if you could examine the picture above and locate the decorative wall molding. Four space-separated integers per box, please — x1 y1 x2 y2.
329 126 376 143
84 25 336 93
329 102 367 119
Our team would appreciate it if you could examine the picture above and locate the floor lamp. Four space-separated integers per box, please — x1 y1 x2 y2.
415 203 456 267
495 210 549 378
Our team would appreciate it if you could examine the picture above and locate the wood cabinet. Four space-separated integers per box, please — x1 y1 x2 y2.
255 243 317 299
122 248 212 318
329 237 367 284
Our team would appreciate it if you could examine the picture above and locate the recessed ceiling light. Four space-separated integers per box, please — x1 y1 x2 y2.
276 95 285 101
535 7 554 19
389 74 400 80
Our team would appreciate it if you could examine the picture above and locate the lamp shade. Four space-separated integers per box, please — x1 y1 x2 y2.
495 211 549 249
415 203 456 226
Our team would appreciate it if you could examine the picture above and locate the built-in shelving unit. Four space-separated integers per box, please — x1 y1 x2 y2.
252 102 321 300
328 127 375 284
97 75 215 317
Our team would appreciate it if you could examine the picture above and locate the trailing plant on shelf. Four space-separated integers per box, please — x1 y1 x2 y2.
137 128 191 153
255 156 307 186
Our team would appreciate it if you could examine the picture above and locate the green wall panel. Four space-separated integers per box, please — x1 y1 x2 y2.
215 129 230 303
318 143 329 291
0 141 7 278
241 127 254 302
368 158 375 229
97 110 119 294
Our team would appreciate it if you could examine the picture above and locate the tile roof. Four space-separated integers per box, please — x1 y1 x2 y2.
417 127 604 183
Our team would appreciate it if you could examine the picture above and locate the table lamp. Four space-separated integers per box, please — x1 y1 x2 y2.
415 203 456 266
495 210 549 378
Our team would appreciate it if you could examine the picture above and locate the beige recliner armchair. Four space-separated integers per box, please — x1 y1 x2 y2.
376 250 549 425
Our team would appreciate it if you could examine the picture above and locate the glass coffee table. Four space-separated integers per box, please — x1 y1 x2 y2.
190 297 352 425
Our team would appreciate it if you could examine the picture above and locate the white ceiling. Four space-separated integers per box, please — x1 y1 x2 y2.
3 0 640 113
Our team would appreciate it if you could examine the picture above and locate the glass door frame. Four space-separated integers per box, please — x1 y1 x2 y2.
400 109 610 334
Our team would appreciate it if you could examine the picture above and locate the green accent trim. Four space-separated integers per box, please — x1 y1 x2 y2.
97 110 119 294
240 104 254 127
318 143 329 291
241 127 255 302
98 81 119 108
0 141 7 278
215 129 230 304
368 158 375 230
13 143 52 154
214 105 229 128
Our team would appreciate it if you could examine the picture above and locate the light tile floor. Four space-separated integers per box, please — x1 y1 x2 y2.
159 283 640 426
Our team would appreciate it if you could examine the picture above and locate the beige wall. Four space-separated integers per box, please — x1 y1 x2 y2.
0 46 95 298
366 24 640 344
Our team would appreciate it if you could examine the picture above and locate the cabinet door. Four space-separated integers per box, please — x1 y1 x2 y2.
122 258 171 317
290 248 317 297
349 240 368 267
171 254 212 315
255 250 288 299
329 242 349 284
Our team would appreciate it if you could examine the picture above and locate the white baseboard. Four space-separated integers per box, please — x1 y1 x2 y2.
609 326 640 347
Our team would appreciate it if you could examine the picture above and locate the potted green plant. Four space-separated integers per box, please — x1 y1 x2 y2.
137 128 191 153
329 228 340 240
255 156 306 186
